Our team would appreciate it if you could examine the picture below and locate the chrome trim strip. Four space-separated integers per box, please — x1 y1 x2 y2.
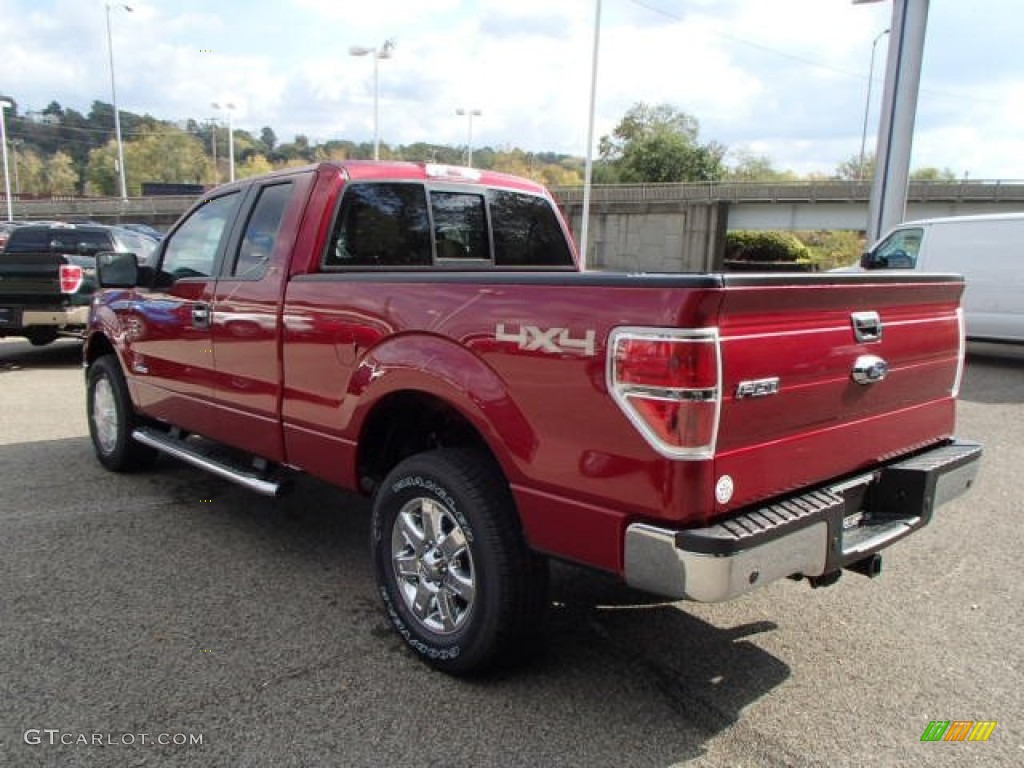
132 428 283 497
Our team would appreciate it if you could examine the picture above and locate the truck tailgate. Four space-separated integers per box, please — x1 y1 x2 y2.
711 274 964 513
0 253 70 303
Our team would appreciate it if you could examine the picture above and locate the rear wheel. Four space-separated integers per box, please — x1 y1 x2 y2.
86 355 158 472
26 329 58 346
371 448 549 675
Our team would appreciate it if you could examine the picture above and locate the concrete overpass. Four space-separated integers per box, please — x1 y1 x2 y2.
553 179 1024 230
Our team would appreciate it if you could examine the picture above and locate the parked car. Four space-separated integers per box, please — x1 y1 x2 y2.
853 213 1024 343
0 223 158 345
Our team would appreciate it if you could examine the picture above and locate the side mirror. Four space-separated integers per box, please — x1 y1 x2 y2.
97 251 140 288
860 250 888 270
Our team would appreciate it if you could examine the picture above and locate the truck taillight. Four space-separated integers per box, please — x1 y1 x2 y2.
607 327 721 459
60 264 84 294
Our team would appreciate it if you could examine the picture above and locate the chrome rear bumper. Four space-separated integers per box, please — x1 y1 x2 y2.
624 440 982 602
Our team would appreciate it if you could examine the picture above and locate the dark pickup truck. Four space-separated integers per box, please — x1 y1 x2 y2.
85 161 981 674
0 223 157 345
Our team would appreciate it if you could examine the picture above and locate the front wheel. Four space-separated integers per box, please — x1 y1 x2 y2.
86 355 158 472
371 448 549 675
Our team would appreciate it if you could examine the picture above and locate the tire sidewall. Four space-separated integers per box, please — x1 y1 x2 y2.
86 357 131 470
371 456 500 671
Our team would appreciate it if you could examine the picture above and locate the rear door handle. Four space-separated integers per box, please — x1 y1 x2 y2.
191 302 211 329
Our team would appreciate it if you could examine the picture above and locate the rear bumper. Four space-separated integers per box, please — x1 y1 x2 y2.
624 439 982 602
0 305 90 335
22 306 91 327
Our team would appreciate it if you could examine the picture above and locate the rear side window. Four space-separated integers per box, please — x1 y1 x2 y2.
231 182 295 279
325 183 431 268
489 191 574 268
430 191 489 261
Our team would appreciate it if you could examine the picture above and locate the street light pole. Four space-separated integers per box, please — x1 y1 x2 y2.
0 99 12 221
211 102 236 182
580 0 603 271
455 109 482 167
349 39 396 161
208 119 218 183
105 3 133 201
858 28 889 180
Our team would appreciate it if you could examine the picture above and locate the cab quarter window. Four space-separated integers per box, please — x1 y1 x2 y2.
430 191 489 261
325 183 431 267
489 191 574 268
232 182 295 279
161 192 240 280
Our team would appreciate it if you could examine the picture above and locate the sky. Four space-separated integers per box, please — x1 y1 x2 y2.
3 0 1023 178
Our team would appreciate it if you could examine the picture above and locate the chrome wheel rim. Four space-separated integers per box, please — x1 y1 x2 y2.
390 496 476 635
92 377 119 455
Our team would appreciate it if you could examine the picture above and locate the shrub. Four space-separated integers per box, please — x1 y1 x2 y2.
725 231 810 263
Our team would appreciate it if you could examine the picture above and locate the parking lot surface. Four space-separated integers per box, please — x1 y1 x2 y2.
0 338 1021 767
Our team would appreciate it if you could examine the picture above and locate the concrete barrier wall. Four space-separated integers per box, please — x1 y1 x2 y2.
560 201 727 273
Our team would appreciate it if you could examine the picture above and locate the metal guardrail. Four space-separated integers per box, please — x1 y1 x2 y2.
3 180 1024 222
551 180 1024 205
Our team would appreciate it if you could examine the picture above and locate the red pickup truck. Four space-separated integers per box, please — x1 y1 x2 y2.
85 161 981 674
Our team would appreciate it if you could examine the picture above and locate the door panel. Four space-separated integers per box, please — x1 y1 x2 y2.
127 191 241 433
209 177 309 461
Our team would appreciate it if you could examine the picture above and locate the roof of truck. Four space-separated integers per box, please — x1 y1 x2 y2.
221 161 551 197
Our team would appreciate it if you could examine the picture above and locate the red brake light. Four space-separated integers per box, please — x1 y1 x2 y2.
59 264 84 294
607 328 721 459
614 338 718 390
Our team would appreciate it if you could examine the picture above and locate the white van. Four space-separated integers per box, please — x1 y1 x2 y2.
858 213 1024 343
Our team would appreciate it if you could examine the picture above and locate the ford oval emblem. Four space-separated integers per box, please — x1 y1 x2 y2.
851 355 889 385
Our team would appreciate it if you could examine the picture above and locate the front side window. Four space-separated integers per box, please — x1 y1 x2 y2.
325 183 431 268
160 192 240 280
489 191 574 268
430 191 489 261
873 227 923 269
231 182 295 279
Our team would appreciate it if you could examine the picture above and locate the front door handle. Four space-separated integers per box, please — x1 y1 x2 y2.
191 302 211 329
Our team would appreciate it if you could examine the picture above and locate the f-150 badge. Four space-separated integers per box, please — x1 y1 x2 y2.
496 324 596 356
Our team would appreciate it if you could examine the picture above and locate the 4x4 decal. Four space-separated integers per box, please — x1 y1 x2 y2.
496 324 596 356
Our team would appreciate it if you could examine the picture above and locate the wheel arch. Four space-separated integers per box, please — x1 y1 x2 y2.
348 334 538 495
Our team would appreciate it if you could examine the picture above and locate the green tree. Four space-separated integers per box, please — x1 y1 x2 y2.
43 151 79 194
599 102 726 183
911 166 956 181
14 147 45 195
727 149 797 182
86 128 211 195
837 152 957 182
259 126 277 152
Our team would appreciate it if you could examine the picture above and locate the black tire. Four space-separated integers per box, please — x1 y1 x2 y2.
26 329 59 346
86 355 158 472
371 448 549 675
